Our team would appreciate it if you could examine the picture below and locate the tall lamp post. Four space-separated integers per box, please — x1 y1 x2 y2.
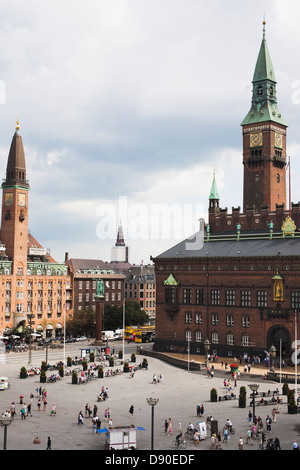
204 338 210 368
0 416 13 450
27 313 34 365
248 384 259 424
146 397 159 450
269 344 277 373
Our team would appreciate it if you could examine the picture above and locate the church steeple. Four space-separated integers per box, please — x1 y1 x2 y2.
2 119 29 189
241 21 287 127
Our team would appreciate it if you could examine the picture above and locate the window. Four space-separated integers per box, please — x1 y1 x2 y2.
257 290 268 307
211 289 220 306
242 334 250 347
165 287 176 304
241 290 251 307
225 290 235 306
211 313 219 325
195 331 202 342
242 315 250 328
195 289 205 305
183 288 192 305
291 292 300 310
211 332 219 344
226 315 234 326
195 312 202 324
185 312 192 324
226 334 234 345
185 330 192 342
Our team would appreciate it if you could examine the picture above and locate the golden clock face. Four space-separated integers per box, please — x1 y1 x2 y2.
275 133 282 149
250 132 263 147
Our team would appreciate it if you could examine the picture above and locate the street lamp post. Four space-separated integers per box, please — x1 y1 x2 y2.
0 416 13 450
27 314 34 365
204 338 210 368
248 384 259 424
146 397 159 450
269 344 277 373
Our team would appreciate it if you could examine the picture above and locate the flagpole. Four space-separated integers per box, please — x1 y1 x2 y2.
279 338 282 386
295 310 297 397
122 300 125 362
289 156 291 216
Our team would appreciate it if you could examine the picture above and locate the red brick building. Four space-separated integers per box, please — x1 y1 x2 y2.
152 24 300 360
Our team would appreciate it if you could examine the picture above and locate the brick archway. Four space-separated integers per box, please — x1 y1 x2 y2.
267 325 291 358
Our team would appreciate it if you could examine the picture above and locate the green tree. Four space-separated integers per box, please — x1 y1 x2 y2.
103 300 149 331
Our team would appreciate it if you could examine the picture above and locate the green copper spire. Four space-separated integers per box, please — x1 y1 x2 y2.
209 170 219 200
241 21 287 127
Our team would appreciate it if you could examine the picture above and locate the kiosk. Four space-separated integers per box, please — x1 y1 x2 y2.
98 425 145 450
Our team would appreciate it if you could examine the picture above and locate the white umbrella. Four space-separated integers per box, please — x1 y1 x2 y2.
31 333 41 337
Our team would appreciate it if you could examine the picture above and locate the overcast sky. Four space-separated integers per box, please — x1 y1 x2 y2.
0 0 300 265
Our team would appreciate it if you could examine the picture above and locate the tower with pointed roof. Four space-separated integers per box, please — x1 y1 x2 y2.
1 120 30 272
241 21 287 213
208 171 220 214
111 223 129 262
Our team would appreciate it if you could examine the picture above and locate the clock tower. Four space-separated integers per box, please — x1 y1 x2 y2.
1 120 30 273
241 21 287 213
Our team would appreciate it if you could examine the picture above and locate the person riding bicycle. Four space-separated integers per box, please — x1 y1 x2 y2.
176 433 183 446
226 419 233 432
187 422 194 436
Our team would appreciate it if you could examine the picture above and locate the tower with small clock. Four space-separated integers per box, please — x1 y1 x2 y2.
0 120 30 273
241 21 287 214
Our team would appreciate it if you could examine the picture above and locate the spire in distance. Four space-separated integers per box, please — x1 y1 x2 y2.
2 119 29 189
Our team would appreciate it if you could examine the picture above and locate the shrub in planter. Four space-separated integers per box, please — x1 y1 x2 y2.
131 353 136 363
72 372 78 384
41 361 47 372
98 367 104 378
142 358 148 369
20 367 27 379
89 352 95 362
123 361 130 373
230 363 239 373
109 356 114 367
210 388 218 402
287 389 297 414
82 361 88 371
58 366 64 377
40 370 47 383
239 386 247 408
67 357 72 367
118 350 123 359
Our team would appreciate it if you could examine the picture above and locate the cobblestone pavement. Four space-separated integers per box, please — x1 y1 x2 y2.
0 343 299 452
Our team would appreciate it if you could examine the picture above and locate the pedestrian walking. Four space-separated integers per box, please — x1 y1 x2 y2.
46 436 52 450
246 428 253 445
20 406 26 420
93 404 98 418
239 436 244 450
177 420 182 433
200 404 204 416
248 411 252 423
129 405 134 417
27 403 32 417
266 415 272 431
167 418 173 435
37 399 41 411
223 427 228 443
43 398 47 411
77 411 84 425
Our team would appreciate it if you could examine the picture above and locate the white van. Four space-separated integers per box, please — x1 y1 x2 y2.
102 331 115 341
